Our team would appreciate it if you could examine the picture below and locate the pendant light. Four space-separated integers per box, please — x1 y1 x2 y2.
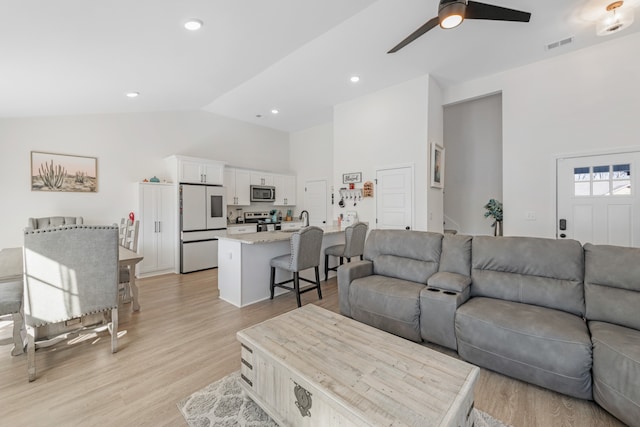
596 1 634 36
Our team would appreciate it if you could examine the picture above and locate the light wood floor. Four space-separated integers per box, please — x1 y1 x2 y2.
0 270 624 427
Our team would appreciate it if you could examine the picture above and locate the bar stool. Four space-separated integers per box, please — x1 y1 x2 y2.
324 222 368 281
270 226 324 308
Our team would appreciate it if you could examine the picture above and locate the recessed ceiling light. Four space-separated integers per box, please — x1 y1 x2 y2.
184 19 203 31
126 92 139 98
271 109 279 114
350 75 360 83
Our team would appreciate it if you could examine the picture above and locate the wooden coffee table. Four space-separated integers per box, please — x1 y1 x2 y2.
237 304 479 426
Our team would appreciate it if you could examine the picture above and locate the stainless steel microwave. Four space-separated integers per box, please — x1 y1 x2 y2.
250 185 276 202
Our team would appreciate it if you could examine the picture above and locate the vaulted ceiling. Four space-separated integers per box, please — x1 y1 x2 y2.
1 0 638 131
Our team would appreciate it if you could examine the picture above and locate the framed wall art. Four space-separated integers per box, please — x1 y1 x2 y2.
342 172 362 184
430 143 445 189
31 151 98 192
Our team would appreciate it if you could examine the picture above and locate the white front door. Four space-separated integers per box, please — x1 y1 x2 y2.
557 151 639 247
304 179 327 226
376 166 413 230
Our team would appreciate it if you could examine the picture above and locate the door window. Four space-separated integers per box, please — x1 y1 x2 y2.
573 164 631 196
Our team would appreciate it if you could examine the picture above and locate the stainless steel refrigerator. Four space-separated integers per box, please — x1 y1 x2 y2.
180 184 227 273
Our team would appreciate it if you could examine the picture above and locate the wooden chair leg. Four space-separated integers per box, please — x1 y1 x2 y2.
111 308 119 354
315 267 322 300
270 267 275 299
27 327 36 382
294 272 302 307
347 257 351 263
339 257 344 266
11 312 24 356
360 255 364 261
324 254 329 282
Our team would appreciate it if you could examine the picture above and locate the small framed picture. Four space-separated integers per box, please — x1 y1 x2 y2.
430 143 445 189
343 172 362 184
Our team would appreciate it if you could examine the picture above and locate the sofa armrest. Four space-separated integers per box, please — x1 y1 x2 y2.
427 272 471 293
337 260 373 317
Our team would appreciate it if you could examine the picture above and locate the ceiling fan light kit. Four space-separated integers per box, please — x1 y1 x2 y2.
388 0 531 53
439 1 466 29
596 1 634 36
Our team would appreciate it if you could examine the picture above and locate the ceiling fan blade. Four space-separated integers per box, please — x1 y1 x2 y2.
387 16 439 53
465 1 531 22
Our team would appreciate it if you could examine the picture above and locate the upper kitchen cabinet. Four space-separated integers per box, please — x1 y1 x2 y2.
250 172 274 187
224 168 251 206
273 174 296 206
166 155 226 185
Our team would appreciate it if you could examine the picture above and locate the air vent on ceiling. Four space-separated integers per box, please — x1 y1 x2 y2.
545 36 574 51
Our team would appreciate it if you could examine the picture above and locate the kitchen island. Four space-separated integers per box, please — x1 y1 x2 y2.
217 226 345 307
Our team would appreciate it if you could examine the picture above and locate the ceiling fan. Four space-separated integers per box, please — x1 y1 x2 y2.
388 0 531 53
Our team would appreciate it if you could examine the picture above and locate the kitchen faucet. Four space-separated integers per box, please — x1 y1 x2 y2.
299 210 309 227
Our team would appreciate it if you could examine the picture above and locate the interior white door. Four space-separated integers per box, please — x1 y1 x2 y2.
557 152 639 247
304 180 327 226
376 166 413 230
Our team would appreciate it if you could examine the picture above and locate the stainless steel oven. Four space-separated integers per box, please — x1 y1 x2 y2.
250 185 276 202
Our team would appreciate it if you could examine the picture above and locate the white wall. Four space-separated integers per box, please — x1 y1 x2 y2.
444 93 502 235
443 32 640 238
333 75 430 231
427 77 444 233
289 122 334 222
0 110 289 248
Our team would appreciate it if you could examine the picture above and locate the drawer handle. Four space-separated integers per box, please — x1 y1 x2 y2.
241 358 253 370
293 382 312 418
241 343 253 353
240 373 253 387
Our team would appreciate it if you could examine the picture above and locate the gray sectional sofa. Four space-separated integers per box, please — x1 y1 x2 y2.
337 230 640 427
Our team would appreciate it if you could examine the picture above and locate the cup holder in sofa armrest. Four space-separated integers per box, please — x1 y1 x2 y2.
427 272 471 293
425 287 459 296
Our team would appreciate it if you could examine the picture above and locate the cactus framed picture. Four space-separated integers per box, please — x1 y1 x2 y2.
30 151 97 192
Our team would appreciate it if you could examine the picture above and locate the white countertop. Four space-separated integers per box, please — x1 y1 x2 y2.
218 226 344 244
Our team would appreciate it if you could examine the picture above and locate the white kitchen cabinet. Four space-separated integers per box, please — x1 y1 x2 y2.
225 168 251 206
250 172 274 187
178 158 225 185
138 183 176 276
273 174 297 206
227 224 257 235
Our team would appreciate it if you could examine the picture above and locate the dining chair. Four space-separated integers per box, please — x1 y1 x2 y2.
118 219 140 303
269 226 324 307
0 280 24 356
23 225 119 381
324 222 368 281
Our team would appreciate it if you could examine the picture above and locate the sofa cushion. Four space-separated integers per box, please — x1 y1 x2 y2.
349 275 423 342
364 230 441 284
590 321 640 427
456 297 592 399
471 236 585 316
584 243 640 331
439 234 472 276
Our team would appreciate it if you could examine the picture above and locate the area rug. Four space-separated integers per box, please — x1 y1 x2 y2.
178 371 511 427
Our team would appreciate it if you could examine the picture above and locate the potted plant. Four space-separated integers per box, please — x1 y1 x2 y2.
484 199 503 236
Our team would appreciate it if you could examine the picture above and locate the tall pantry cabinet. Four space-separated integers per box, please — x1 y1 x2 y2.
138 183 176 276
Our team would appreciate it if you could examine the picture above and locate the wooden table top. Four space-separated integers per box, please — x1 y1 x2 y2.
237 304 479 426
